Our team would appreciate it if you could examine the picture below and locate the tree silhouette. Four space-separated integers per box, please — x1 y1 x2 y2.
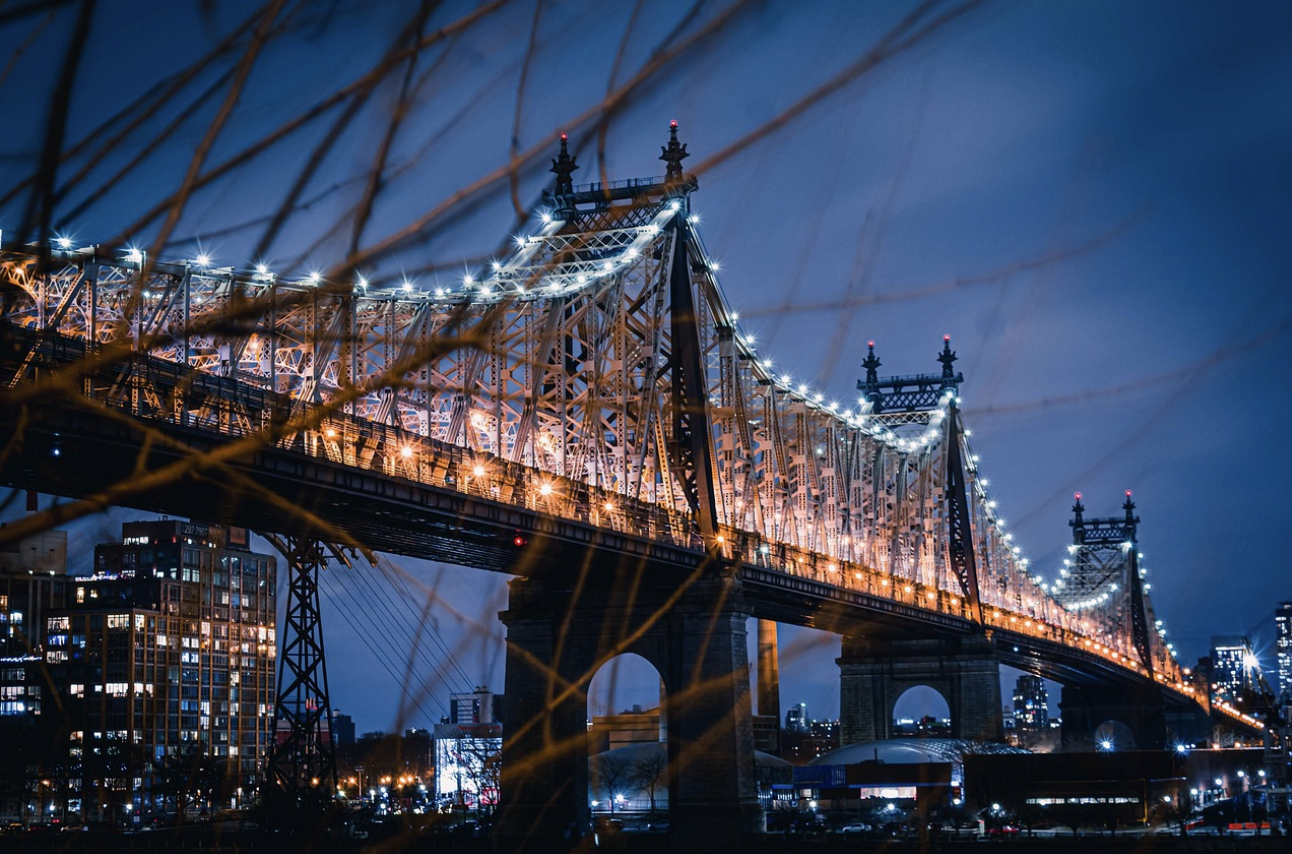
631 751 667 813
592 754 632 815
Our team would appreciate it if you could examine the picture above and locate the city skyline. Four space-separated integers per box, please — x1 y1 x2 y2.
2 1 1291 739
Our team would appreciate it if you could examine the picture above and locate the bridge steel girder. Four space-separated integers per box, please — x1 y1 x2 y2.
944 405 983 624
497 567 761 852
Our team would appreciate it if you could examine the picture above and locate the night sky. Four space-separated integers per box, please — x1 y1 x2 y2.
2 1 1290 734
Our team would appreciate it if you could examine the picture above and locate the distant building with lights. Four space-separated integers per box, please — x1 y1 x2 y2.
1210 635 1254 700
1276 602 1292 704
0 530 69 716
782 718 840 765
43 520 277 821
0 530 71 822
785 702 808 733
434 685 502 806
1012 675 1048 731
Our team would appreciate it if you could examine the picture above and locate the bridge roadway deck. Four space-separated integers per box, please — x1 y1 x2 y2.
0 326 1218 713
0 378 1203 705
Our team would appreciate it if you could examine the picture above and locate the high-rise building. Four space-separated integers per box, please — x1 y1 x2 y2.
43 520 277 820
0 530 69 717
1210 635 1254 699
333 713 356 747
1276 602 1292 704
785 702 808 733
0 530 71 822
1013 675 1049 731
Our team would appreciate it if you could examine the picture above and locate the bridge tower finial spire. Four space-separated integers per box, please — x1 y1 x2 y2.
938 334 958 386
661 120 689 181
861 340 881 390
1070 492 1086 544
550 132 578 197
1122 489 1139 541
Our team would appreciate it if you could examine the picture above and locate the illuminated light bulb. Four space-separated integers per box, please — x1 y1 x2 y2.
541 212 552 224
125 247 143 263
357 276 368 289
688 214 700 224
473 465 485 478
400 446 413 459
539 483 553 496
603 502 614 513
435 288 446 297
669 201 680 212
55 235 73 249
309 271 321 283
196 254 211 267
903 585 913 593
711 261 720 271
402 280 413 292
516 236 527 248
325 429 336 438
463 275 474 285
256 264 269 276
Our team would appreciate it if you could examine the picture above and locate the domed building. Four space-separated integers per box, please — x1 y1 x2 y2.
791 739 1029 812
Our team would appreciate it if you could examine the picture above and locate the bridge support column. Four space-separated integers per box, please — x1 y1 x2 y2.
1060 683 1167 751
838 634 1002 744
496 578 591 849
665 573 762 849
497 570 761 851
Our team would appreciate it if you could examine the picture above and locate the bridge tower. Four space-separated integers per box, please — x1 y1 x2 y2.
1056 493 1167 749
264 536 339 808
496 125 761 852
839 339 1002 744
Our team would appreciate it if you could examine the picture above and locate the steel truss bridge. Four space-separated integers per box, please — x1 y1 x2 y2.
0 130 1261 800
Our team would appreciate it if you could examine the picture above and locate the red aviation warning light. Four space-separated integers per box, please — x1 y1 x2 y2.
513 533 527 547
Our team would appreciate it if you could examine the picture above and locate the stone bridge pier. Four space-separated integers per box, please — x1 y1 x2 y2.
1059 683 1168 751
837 633 1003 744
496 568 762 851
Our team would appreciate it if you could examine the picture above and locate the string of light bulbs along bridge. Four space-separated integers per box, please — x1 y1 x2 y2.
0 185 1258 730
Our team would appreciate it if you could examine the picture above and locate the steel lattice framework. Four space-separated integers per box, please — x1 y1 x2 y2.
3 132 1246 728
